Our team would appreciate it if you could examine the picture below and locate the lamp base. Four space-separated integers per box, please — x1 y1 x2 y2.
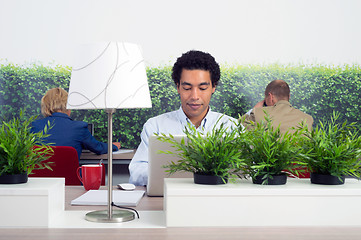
85 209 135 223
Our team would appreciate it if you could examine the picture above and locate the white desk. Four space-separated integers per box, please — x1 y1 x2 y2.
79 149 135 164
2 179 361 239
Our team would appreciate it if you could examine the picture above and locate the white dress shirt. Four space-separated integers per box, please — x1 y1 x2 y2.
128 107 237 186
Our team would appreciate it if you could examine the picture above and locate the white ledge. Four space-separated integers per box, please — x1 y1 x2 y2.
164 178 361 227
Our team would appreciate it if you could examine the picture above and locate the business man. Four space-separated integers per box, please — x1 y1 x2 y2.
242 79 313 134
129 50 237 186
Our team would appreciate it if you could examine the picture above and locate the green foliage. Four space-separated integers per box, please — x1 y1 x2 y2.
0 63 71 121
156 119 246 182
236 113 308 184
301 111 361 179
0 111 54 175
1 62 361 149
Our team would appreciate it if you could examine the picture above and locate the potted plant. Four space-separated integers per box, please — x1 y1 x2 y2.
301 112 361 185
156 118 246 185
0 111 54 184
237 114 308 185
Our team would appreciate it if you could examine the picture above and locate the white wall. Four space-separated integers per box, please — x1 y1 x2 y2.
1 0 360 66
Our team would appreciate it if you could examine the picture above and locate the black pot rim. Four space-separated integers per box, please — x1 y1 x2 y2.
0 173 28 184
193 173 228 185
310 172 345 185
252 173 287 185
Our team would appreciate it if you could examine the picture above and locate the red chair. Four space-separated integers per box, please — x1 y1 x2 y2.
287 164 310 178
30 146 106 186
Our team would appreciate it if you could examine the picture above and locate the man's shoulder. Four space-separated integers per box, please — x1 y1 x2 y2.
279 102 313 120
254 102 313 122
292 108 313 121
208 110 236 122
141 109 186 135
143 110 181 130
206 111 237 130
147 110 179 122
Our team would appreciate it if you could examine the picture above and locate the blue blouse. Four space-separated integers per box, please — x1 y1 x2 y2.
31 112 118 159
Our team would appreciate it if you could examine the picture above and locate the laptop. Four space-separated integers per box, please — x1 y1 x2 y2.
87 123 94 136
146 135 193 196
82 123 95 153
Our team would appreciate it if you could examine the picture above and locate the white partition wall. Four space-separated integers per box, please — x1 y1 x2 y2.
0 178 64 227
164 178 361 227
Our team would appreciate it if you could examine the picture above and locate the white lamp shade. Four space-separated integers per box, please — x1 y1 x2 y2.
67 42 152 110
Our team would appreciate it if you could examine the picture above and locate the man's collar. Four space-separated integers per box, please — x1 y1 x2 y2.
177 106 211 129
274 100 292 107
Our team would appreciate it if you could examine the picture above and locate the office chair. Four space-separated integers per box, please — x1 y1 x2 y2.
30 146 106 186
287 164 310 179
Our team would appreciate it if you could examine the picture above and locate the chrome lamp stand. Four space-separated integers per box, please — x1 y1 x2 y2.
85 109 135 222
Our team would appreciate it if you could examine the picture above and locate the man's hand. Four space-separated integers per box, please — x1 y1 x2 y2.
254 100 265 108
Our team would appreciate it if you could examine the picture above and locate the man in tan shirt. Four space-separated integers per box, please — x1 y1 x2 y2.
243 80 313 133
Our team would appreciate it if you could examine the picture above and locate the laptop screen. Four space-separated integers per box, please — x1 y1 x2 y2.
82 123 95 153
147 135 192 197
87 123 94 136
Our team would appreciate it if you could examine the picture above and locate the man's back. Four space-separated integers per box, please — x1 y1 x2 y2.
249 100 313 134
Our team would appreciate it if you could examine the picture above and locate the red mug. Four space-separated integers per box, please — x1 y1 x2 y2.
77 164 103 191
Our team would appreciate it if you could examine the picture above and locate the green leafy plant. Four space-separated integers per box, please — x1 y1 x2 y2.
156 118 245 182
237 113 308 184
301 111 361 179
0 111 54 176
1 62 361 148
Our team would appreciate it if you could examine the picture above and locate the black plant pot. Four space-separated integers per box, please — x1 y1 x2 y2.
310 173 345 185
252 173 287 185
193 173 228 185
0 173 28 184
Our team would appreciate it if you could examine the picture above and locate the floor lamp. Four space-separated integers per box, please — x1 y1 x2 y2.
67 42 152 222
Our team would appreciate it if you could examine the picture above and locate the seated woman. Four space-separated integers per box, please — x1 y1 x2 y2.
31 87 120 159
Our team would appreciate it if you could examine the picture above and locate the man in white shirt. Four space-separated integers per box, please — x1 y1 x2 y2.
129 50 237 186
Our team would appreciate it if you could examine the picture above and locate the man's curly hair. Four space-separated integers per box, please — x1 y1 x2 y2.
172 50 220 87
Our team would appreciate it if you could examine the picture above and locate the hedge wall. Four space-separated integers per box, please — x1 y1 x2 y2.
1 62 360 149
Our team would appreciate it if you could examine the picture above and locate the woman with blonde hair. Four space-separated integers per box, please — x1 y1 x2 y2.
31 87 120 159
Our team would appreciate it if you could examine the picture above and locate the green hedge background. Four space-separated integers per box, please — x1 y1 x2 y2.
1 63 360 149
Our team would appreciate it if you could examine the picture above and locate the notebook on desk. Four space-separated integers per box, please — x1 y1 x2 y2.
146 135 192 197
71 190 145 206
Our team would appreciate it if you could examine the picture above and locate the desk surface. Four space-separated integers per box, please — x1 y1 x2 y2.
2 186 361 240
80 149 135 160
65 186 163 211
